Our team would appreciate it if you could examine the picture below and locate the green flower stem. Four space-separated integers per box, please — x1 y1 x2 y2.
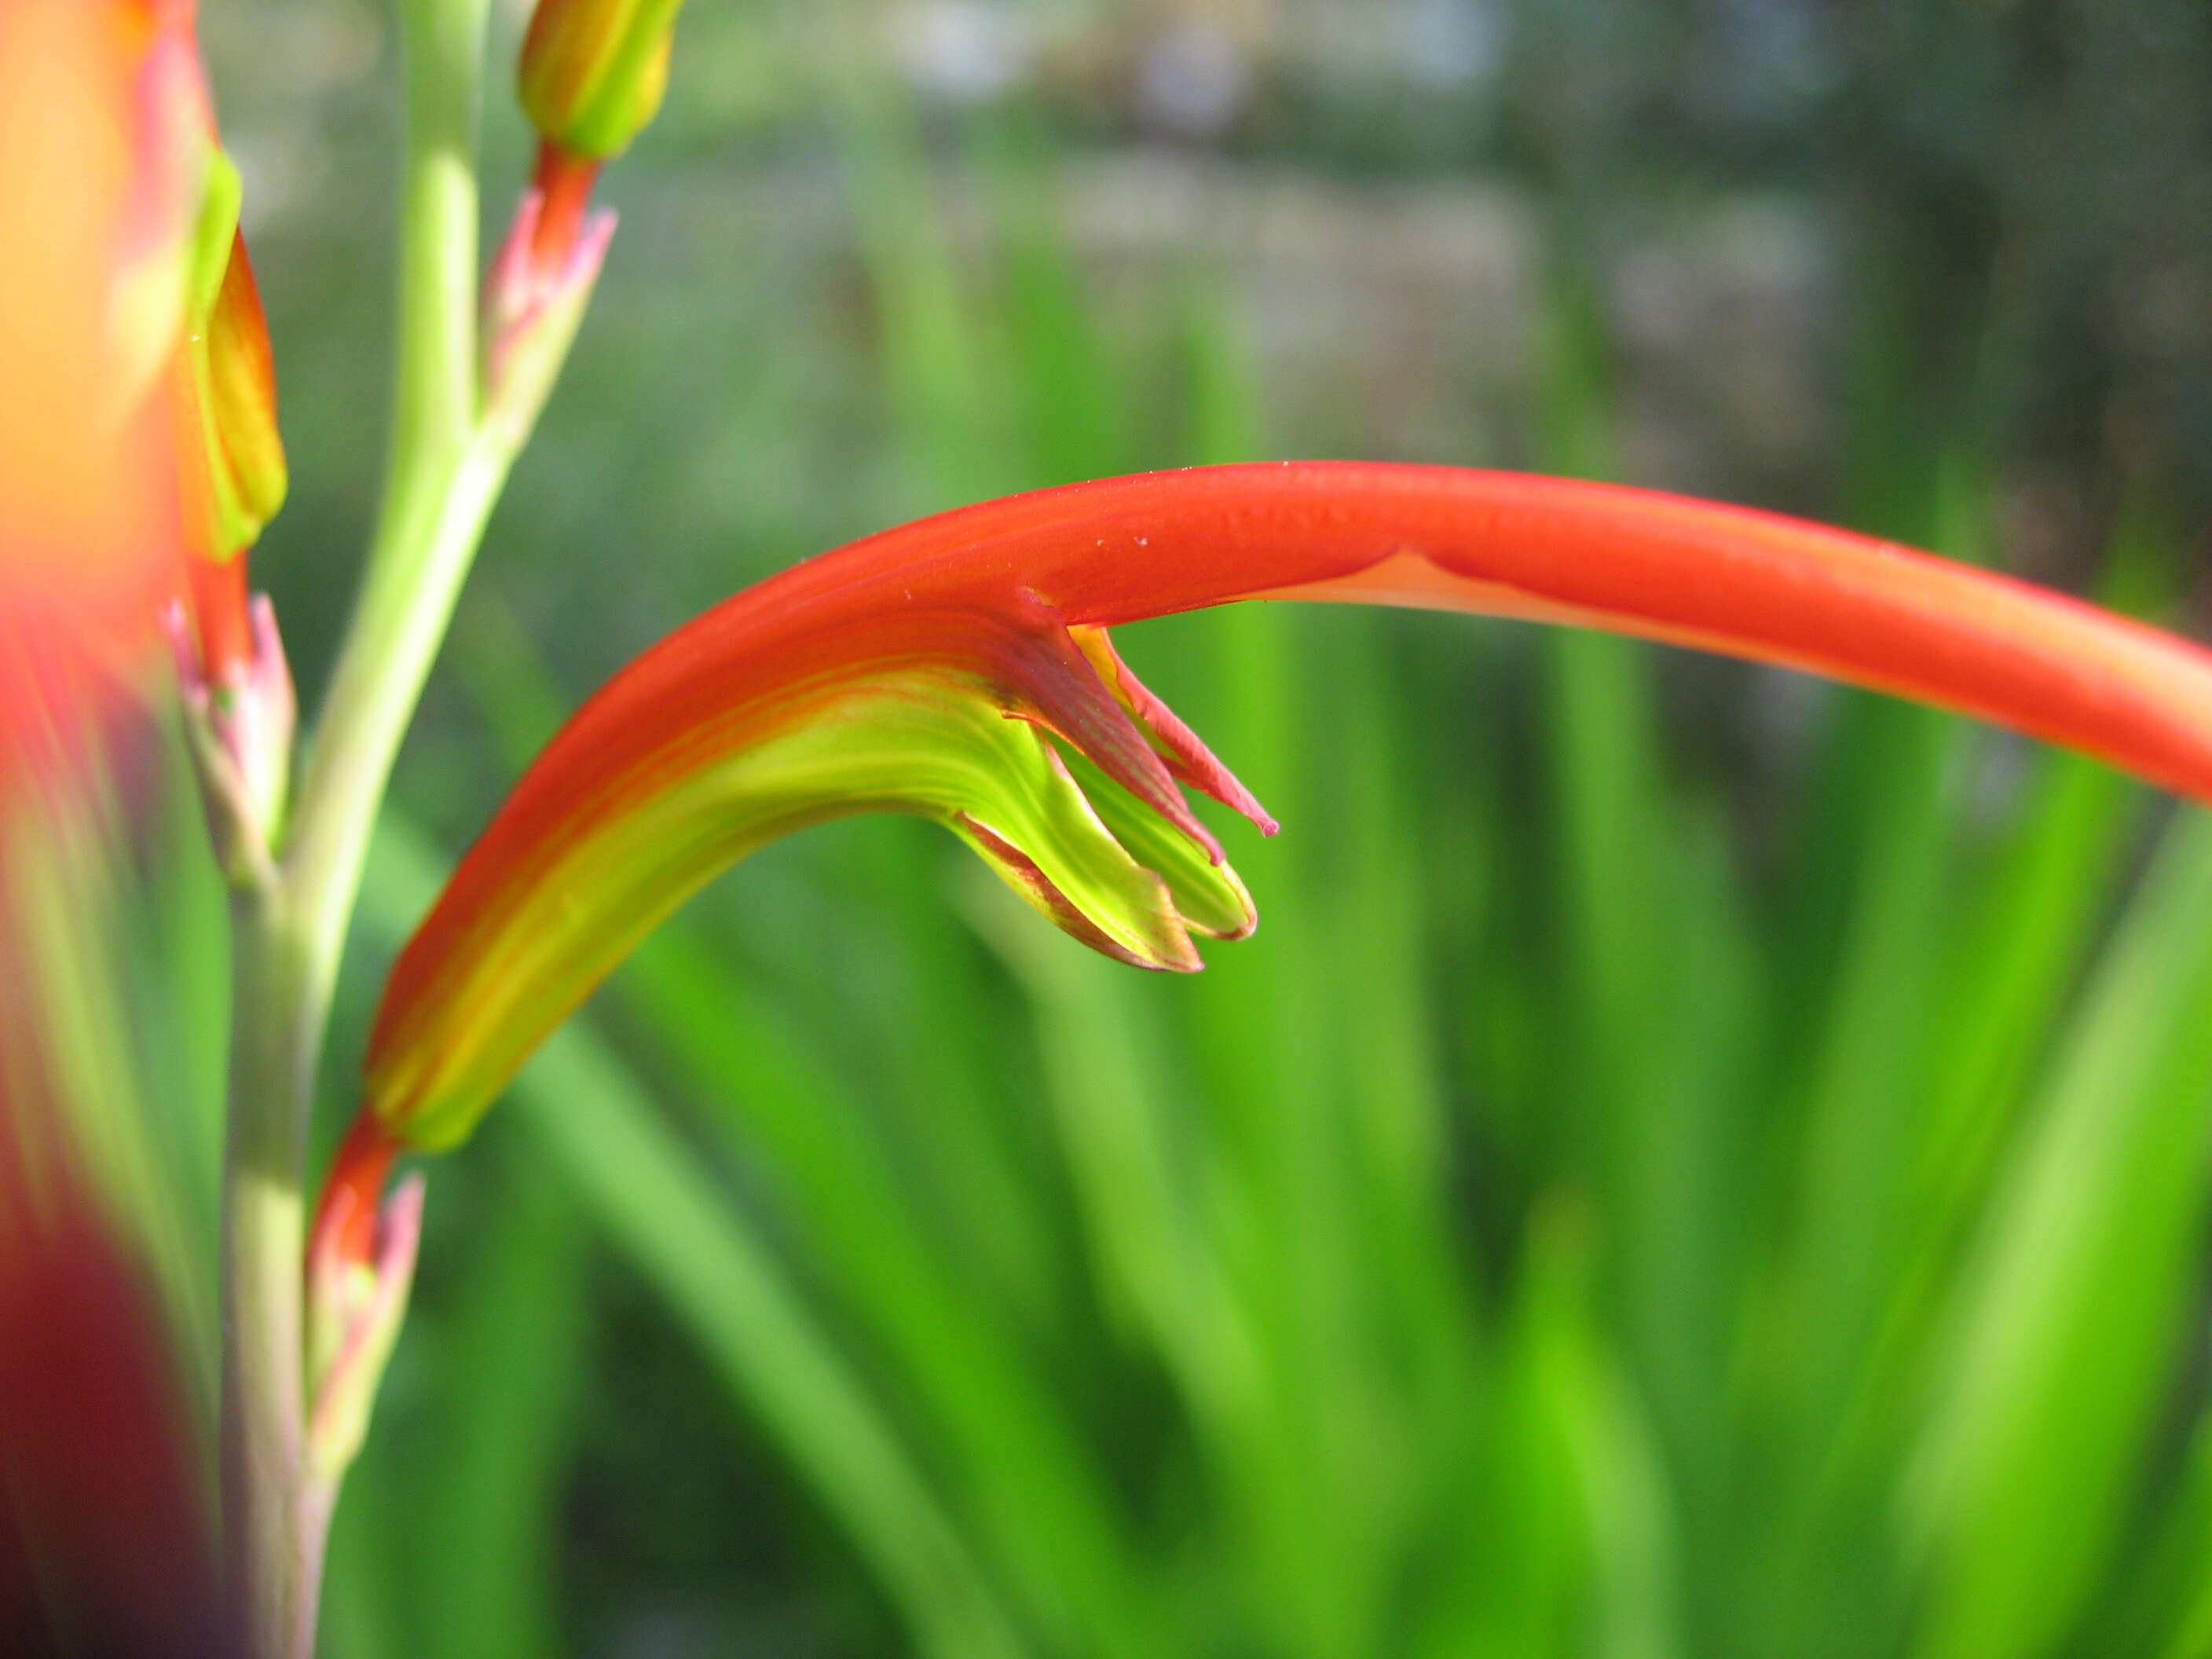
284 0 492 956
284 427 515 1008
222 419 515 1657
220 886 326 1659
211 0 557 1651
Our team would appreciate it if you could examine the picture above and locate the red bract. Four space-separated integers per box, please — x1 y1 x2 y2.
357 463 2212 1156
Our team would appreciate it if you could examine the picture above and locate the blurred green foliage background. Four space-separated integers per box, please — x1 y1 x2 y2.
164 0 2212 1652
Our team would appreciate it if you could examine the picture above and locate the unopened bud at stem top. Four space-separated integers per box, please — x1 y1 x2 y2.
518 0 683 166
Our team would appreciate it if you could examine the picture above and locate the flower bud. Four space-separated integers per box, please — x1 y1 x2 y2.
165 590 294 884
305 1115 423 1485
173 151 286 570
517 0 683 163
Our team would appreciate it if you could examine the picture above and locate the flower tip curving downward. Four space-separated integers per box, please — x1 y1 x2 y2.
959 614 1269 972
362 594 1270 1152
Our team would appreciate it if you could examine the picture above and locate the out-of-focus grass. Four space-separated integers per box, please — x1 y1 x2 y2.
155 9 2212 1657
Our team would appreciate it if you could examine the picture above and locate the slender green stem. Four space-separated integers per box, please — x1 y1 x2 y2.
221 423 513 1659
221 884 318 1659
284 427 513 1001
285 0 491 972
218 0 506 1653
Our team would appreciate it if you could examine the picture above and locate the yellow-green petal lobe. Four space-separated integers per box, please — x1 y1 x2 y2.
365 601 1265 1152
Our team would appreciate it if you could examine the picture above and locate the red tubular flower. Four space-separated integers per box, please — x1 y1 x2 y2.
353 463 2212 1156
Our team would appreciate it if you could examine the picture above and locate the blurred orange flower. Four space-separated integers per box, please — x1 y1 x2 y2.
1 4 233 1652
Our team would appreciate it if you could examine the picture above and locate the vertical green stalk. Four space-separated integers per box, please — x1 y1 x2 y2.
284 0 490 965
218 0 507 1653
221 884 323 1659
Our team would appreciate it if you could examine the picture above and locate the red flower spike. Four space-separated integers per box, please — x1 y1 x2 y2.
363 463 2212 1155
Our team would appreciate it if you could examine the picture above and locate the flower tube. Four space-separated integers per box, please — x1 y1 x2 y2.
353 463 2212 1157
